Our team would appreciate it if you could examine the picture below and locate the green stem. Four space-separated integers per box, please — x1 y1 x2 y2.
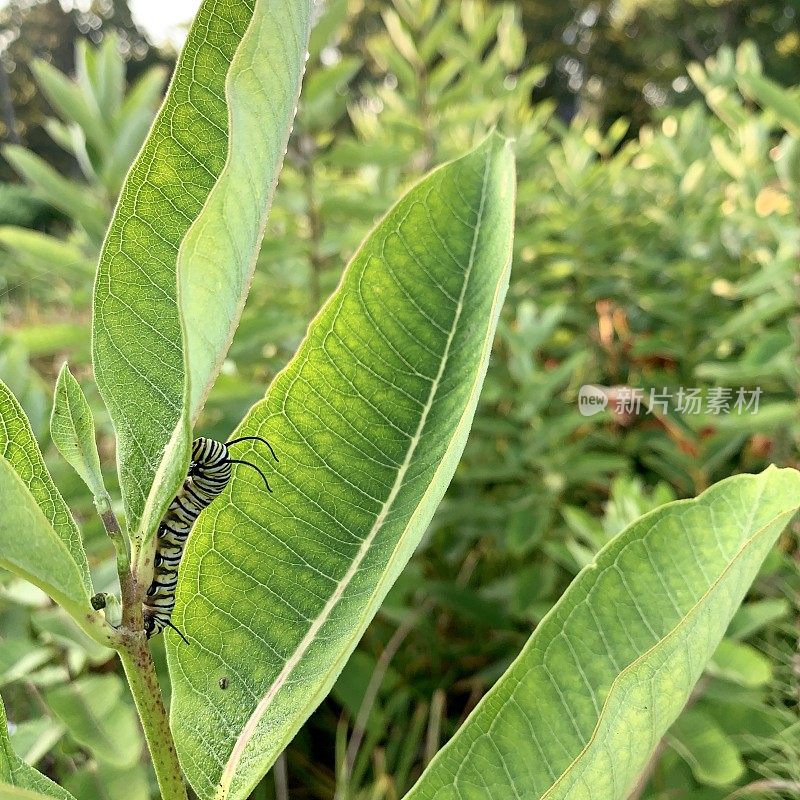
95 492 132 596
101 496 185 799
119 636 187 800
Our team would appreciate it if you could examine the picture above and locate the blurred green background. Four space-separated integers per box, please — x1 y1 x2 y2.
0 1 798 798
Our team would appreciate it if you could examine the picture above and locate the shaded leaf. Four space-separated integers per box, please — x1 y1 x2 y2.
668 708 744 787
708 639 772 688
33 608 114 665
7 719 63 768
62 760 150 800
0 381 90 594
45 676 141 770
726 598 789 640
0 695 74 800
0 458 92 621
0 785 71 800
0 641 51 688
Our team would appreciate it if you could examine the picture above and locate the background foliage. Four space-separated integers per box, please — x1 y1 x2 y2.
0 1 798 799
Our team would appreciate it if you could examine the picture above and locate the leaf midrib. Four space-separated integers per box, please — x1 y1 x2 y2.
216 147 494 797
406 476 790 800
538 477 782 799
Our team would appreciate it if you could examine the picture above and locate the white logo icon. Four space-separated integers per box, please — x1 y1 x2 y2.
578 385 608 417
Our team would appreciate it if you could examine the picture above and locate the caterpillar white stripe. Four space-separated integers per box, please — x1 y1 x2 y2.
143 436 276 640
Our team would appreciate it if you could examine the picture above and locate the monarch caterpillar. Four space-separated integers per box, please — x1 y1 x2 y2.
143 436 277 641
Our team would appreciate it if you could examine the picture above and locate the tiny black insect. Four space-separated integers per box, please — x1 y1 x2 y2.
142 436 277 641
218 677 229 690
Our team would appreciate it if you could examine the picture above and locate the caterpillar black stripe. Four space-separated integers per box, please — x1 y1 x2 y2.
143 436 277 641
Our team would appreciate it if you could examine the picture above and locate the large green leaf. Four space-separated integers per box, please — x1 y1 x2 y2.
92 0 312 546
0 380 90 594
169 132 516 800
178 2 313 422
0 458 91 621
403 466 800 800
0 788 71 800
0 695 75 800
103 66 168 196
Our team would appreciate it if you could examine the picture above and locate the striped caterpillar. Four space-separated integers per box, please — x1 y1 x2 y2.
142 436 276 641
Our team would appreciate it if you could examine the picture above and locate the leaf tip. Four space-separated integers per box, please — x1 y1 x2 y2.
55 360 71 385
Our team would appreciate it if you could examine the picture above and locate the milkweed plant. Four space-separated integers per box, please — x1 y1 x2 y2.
1 3 798 800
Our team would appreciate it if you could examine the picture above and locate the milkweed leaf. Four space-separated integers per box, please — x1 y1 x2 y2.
403 467 800 800
91 0 313 555
0 380 90 595
50 364 107 502
169 131 516 800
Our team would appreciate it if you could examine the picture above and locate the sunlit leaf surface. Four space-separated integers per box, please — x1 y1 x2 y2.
92 0 312 548
169 132 516 800
403 466 800 800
